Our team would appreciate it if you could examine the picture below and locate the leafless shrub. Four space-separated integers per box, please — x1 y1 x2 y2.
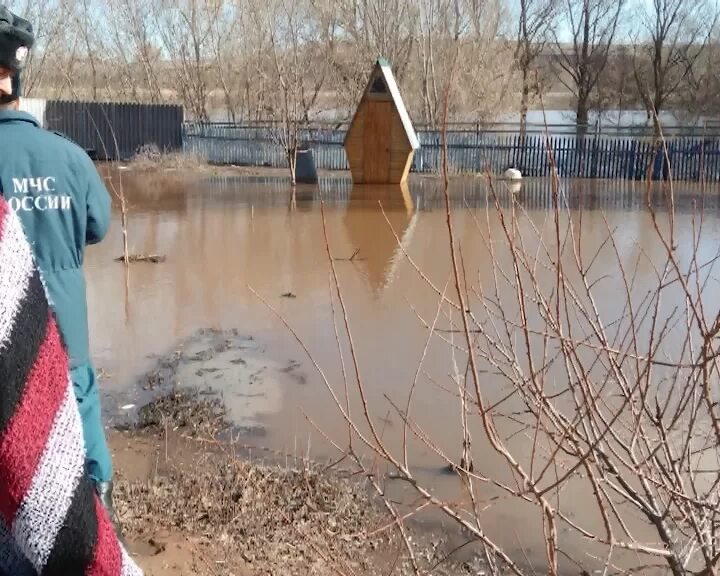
552 0 625 132
632 0 717 133
130 144 206 171
515 0 558 135
253 70 720 576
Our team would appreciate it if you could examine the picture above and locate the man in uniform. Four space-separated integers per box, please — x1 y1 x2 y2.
0 6 121 533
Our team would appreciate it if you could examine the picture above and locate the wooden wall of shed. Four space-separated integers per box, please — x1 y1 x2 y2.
388 104 414 184
345 97 414 185
344 103 367 182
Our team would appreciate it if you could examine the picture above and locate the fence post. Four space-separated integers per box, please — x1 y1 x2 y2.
590 130 599 179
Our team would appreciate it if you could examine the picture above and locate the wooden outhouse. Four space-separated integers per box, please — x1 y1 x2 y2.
344 59 420 185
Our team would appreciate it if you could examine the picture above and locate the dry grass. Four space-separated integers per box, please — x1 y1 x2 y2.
129 144 208 171
118 456 385 575
114 391 486 576
117 392 387 575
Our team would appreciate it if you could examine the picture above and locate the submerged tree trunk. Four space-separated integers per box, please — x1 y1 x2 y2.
520 68 530 139
287 148 297 186
576 98 589 134
576 94 590 175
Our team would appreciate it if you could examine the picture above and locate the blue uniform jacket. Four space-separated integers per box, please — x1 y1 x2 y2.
0 110 111 368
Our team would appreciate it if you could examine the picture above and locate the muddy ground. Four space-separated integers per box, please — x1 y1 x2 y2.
108 330 488 576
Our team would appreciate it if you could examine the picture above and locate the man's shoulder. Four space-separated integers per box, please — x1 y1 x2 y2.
45 129 87 155
39 129 98 168
48 129 77 146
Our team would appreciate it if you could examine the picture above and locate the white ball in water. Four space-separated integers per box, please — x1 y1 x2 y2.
503 168 522 180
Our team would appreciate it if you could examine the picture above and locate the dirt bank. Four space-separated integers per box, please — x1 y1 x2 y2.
111 390 486 576
117 152 347 180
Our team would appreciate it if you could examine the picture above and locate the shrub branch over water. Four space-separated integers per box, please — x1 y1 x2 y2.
251 70 720 576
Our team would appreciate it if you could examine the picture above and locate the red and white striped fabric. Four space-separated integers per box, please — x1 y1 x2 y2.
0 195 142 575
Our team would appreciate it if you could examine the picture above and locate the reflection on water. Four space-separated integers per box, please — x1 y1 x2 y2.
343 182 417 294
88 171 720 572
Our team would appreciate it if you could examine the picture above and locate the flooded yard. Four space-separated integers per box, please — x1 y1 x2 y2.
87 172 720 574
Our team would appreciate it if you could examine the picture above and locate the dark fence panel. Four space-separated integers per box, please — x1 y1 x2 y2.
183 122 720 182
44 101 184 161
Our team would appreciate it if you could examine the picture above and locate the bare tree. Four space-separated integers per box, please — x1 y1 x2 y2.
414 0 513 127
687 34 720 117
457 0 517 123
206 0 241 121
515 0 557 135
106 0 164 103
330 0 418 120
416 0 464 127
553 0 625 134
592 45 642 125
633 0 716 133
1 0 509 124
154 0 220 120
69 0 105 101
250 0 337 183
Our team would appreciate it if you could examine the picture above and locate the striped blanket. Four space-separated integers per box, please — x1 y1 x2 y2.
0 196 142 575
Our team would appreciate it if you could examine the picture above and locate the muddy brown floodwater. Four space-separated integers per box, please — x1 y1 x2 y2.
88 170 720 574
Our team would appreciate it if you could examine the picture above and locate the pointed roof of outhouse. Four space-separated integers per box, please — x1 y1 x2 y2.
354 58 420 151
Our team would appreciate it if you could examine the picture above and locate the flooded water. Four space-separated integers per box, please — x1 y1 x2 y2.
87 171 720 573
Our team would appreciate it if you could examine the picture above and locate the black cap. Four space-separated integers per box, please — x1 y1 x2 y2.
0 6 33 72
0 5 33 102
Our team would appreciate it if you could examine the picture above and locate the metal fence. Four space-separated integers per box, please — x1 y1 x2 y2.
18 98 47 127
183 122 720 182
44 101 184 161
183 123 348 170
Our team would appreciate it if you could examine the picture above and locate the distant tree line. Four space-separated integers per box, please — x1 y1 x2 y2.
6 0 720 130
